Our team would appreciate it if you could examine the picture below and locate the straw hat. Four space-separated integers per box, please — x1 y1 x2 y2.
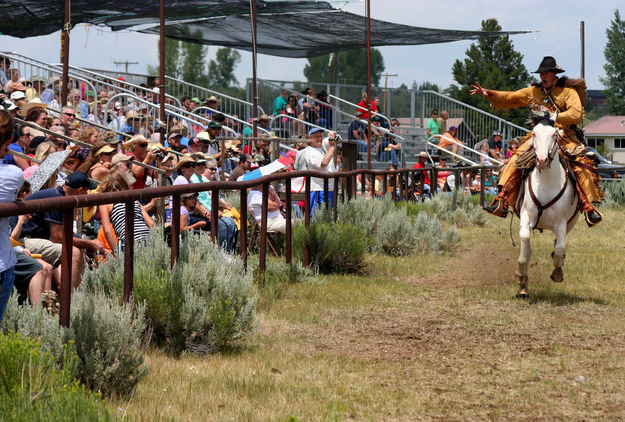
148 142 171 152
126 110 142 120
174 155 197 172
190 152 208 164
258 114 270 122
203 95 222 106
196 131 211 142
122 134 148 151
20 98 47 116
95 144 116 157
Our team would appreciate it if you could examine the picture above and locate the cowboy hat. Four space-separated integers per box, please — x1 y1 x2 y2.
122 134 148 151
418 151 428 158
20 98 47 116
190 152 208 164
258 114 270 122
174 154 197 172
533 56 565 74
203 95 222 106
196 131 212 142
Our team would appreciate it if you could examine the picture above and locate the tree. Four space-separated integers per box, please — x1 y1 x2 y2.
207 47 242 88
181 34 208 86
303 48 385 86
147 38 182 78
451 18 532 126
601 9 625 114
414 81 440 92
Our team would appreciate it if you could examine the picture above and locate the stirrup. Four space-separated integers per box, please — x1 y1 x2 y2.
584 208 602 227
484 197 508 218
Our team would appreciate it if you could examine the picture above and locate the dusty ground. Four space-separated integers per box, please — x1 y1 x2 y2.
119 210 625 421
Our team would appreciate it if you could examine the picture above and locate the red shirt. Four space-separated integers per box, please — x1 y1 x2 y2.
357 100 378 119
413 161 430 185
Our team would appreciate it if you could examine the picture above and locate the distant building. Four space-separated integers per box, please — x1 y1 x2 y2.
584 115 625 162
587 90 607 114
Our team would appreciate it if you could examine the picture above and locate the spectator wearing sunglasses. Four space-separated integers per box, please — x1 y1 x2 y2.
123 135 157 190
59 106 76 135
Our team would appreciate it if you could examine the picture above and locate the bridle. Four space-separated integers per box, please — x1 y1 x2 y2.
534 125 560 170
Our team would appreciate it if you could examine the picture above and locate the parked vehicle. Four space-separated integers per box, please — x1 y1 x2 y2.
587 147 625 180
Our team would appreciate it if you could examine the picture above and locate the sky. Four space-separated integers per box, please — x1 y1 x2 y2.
1 0 621 91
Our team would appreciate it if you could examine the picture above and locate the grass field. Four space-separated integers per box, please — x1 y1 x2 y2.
114 208 625 421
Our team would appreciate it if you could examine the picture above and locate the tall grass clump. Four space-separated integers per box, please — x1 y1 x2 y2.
293 222 368 274
1 291 148 398
0 332 112 421
82 226 257 355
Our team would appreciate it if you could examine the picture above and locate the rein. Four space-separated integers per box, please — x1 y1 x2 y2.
528 133 568 230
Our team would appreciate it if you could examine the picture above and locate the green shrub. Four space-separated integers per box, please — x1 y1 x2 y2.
83 227 257 355
0 332 112 421
293 222 368 274
601 178 625 208
1 290 148 399
429 191 486 226
374 207 417 256
68 290 148 397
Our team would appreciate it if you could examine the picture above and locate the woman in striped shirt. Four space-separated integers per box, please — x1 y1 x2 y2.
97 171 154 255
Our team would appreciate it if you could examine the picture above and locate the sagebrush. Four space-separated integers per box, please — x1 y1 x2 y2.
83 226 257 355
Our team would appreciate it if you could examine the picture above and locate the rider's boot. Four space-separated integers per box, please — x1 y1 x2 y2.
483 168 523 218
571 181 602 226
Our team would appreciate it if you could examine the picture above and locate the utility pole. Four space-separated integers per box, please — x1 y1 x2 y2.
382 72 398 114
113 60 139 73
60 0 71 108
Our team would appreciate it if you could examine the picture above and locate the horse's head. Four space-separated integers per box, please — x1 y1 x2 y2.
531 111 561 170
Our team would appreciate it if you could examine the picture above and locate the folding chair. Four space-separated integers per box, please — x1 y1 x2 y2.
247 208 281 257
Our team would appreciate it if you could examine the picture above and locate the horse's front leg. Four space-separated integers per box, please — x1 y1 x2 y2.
516 211 532 298
550 222 567 283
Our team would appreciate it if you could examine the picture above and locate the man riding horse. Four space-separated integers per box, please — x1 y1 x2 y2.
470 56 603 227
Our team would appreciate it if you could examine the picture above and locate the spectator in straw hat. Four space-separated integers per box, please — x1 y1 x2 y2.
124 135 156 189
120 110 142 137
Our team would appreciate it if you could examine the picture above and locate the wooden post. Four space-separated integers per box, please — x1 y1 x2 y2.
285 178 292 264
171 195 180 268
239 188 248 270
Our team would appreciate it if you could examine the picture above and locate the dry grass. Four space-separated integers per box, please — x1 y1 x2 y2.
114 208 625 421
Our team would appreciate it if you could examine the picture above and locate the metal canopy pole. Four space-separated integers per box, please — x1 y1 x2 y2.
60 0 71 106
159 0 166 125
366 0 372 170
250 0 259 138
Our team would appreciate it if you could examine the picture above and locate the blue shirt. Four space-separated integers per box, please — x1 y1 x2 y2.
0 160 24 272
21 186 66 241
273 96 287 115
3 143 23 166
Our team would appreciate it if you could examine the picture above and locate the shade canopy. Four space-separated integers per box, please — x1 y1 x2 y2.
1 1 531 58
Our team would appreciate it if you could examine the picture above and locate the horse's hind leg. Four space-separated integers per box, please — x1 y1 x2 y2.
551 223 566 283
516 213 532 298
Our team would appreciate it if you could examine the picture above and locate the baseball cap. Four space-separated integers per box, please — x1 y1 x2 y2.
111 154 132 167
10 91 25 101
493 130 502 137
65 171 97 190
207 121 221 129
308 127 324 136
168 131 182 140
449 126 457 131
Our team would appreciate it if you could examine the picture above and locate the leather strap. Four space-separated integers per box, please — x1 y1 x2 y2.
569 159 598 173
527 171 569 230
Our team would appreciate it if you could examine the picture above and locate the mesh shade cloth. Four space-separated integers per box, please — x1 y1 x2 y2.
0 1 530 58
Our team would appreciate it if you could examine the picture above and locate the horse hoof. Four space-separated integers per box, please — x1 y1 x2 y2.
516 290 529 299
551 268 564 283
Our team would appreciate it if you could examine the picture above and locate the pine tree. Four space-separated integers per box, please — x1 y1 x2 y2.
601 9 625 114
147 38 181 78
451 18 532 126
206 48 242 88
303 48 385 86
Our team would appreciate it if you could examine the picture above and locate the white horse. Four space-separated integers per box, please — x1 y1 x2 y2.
515 111 580 298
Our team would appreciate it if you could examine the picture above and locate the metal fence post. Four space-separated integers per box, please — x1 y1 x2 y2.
123 201 134 304
171 195 180 268
211 189 220 245
285 178 292 265
59 210 73 327
259 183 269 274
304 176 311 267
239 188 248 270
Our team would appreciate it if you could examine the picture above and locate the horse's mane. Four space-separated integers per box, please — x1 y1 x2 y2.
527 110 554 128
